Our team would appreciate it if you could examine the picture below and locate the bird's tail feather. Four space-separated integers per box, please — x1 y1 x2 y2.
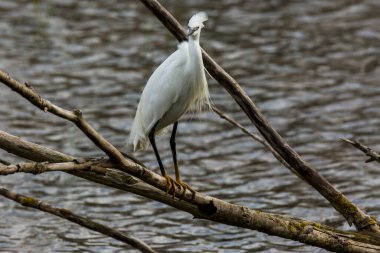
128 115 150 151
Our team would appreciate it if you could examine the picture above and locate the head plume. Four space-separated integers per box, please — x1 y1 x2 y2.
188 12 208 29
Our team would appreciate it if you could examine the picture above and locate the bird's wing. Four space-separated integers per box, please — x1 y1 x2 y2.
138 42 190 133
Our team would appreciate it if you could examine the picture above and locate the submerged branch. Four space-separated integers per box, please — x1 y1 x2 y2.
0 187 157 253
137 0 380 233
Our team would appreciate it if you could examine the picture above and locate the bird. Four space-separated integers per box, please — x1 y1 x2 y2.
129 12 210 197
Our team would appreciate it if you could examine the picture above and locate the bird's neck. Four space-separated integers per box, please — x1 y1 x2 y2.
188 35 203 70
188 33 201 47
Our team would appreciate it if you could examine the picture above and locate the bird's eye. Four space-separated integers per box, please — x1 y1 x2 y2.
187 26 200 36
188 26 199 31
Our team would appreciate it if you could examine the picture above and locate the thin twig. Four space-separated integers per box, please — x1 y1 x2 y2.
212 106 265 144
137 0 380 233
0 160 107 176
0 187 157 253
341 138 380 163
211 106 303 179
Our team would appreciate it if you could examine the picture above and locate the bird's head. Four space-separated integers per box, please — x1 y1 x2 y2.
187 12 208 39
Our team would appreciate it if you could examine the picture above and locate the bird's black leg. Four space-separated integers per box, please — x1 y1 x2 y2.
149 121 176 197
170 121 196 199
170 121 179 180
149 121 165 176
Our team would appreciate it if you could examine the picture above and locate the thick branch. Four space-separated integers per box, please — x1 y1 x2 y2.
341 138 380 164
0 187 157 253
137 0 379 233
1 131 380 252
0 130 198 214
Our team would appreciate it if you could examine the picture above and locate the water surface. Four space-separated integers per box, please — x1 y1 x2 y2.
1 0 380 252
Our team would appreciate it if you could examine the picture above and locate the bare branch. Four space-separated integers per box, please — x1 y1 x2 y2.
1 131 380 252
0 160 107 176
0 187 157 253
137 0 380 233
0 129 200 213
212 106 264 144
341 138 380 164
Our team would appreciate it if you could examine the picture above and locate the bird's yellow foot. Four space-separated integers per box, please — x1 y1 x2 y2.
176 180 196 200
163 174 182 199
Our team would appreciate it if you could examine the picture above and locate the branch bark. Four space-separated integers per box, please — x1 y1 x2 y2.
0 187 157 253
137 0 380 233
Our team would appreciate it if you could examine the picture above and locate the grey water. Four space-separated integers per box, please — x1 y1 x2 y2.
0 0 380 252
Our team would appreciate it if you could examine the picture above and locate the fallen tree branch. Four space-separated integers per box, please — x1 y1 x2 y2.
0 187 157 253
0 160 107 176
137 0 380 233
0 130 198 214
341 138 380 164
1 131 380 252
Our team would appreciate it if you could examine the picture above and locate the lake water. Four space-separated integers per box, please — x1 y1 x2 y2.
1 0 380 252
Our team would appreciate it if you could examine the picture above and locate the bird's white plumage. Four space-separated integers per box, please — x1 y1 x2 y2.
129 12 209 151
188 12 208 28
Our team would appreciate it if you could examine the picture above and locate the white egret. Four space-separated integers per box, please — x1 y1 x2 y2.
129 12 210 197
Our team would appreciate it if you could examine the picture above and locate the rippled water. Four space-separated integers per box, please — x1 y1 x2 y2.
1 0 380 252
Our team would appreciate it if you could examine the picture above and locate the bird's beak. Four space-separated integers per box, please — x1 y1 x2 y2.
187 27 199 36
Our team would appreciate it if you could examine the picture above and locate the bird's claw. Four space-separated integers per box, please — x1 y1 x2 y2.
163 174 182 199
162 175 196 200
176 180 196 200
